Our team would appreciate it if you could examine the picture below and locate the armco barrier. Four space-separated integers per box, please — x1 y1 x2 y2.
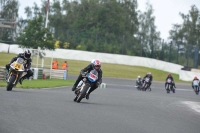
43 68 67 80
0 67 6 81
31 68 43 79
99 83 107 88
179 70 200 81
0 43 183 75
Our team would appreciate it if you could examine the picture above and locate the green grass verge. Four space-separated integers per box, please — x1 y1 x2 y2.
0 79 74 89
0 52 190 87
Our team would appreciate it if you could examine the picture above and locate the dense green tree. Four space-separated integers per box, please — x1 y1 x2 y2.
16 15 55 50
0 0 19 41
169 5 200 66
137 2 160 58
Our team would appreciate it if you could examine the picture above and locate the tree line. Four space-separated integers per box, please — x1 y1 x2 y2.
0 0 200 67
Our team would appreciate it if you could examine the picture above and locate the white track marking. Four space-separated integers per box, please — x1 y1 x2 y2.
181 101 200 114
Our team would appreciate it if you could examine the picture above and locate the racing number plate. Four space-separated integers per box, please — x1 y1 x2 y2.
167 79 171 83
14 63 22 69
89 73 97 80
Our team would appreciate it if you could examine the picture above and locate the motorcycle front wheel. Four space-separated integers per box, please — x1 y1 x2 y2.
7 75 16 91
77 83 90 103
166 84 170 93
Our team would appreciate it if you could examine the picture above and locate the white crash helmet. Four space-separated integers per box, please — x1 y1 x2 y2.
91 59 95 64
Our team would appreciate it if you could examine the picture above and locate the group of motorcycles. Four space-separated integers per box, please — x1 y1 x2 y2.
135 77 175 93
136 77 200 95
136 77 151 91
4 57 199 104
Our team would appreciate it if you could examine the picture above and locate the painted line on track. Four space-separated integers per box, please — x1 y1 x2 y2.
181 101 200 114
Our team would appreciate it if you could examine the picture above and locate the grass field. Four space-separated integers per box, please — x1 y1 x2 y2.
0 52 189 86
0 79 74 89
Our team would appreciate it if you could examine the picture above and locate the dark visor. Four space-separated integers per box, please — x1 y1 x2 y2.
25 54 31 58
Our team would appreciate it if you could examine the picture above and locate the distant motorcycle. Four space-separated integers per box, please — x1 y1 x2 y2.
135 81 142 91
142 77 151 91
6 57 25 91
192 80 199 95
165 78 175 93
74 69 98 103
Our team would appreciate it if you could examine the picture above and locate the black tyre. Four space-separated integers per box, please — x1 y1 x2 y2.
195 86 199 95
149 87 151 91
170 85 175 93
172 88 175 93
77 83 90 103
74 96 78 102
7 76 16 91
166 84 170 93
167 89 170 93
173 88 175 93
143 84 147 91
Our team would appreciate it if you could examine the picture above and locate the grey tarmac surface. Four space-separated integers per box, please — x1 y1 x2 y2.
0 76 199 133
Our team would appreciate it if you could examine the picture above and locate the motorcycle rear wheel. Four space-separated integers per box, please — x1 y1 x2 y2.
195 86 199 95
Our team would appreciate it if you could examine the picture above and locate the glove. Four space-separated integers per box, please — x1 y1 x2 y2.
80 71 86 76
97 82 101 86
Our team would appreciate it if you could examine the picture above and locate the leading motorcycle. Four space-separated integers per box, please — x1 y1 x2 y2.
6 57 25 91
74 69 98 103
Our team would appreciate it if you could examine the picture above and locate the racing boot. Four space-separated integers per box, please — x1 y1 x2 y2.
19 77 26 85
5 64 10 72
71 85 76 91
86 93 90 100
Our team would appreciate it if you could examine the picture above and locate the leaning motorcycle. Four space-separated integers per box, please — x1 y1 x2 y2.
192 80 199 95
165 78 175 93
142 77 151 91
74 69 98 103
6 57 25 91
135 81 142 91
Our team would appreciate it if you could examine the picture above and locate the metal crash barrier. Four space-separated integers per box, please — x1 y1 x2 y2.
42 68 67 80
0 67 6 81
31 68 67 80
0 67 67 80
99 83 107 88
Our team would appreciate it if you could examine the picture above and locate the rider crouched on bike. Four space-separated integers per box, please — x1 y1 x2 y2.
5 49 33 85
192 76 200 89
165 73 176 88
142 72 153 88
72 59 103 100
135 76 142 87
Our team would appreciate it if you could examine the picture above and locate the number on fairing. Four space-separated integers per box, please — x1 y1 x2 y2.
89 73 97 80
167 79 171 83
145 78 149 82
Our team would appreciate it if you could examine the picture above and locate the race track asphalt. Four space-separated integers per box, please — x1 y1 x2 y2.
0 76 199 133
